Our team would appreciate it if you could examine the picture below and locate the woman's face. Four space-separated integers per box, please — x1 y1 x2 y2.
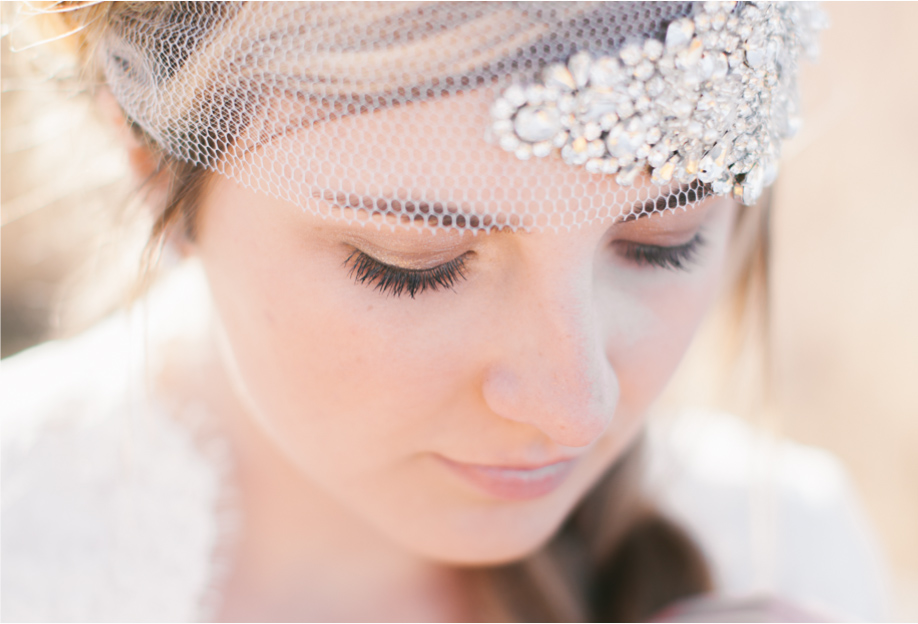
194 91 737 565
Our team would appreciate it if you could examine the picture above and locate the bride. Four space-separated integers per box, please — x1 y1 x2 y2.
1 2 887 621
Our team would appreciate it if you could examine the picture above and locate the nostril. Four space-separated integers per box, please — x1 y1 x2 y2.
549 403 614 447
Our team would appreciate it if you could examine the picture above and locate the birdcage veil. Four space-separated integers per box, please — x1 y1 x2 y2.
25 1 825 233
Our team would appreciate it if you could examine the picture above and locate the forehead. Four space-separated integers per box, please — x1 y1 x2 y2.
228 89 682 231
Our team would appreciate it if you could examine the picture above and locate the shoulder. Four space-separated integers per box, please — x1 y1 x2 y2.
1 305 227 622
645 408 891 622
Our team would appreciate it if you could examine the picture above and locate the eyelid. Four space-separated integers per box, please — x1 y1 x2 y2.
342 235 473 270
612 225 702 247
350 245 471 271
612 199 720 243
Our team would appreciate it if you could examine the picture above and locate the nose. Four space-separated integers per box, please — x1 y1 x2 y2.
480 261 619 448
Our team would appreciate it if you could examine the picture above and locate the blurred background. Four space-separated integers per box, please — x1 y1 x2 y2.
2 3 917 620
773 4 918 618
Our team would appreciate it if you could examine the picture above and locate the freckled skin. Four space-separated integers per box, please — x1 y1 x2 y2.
193 92 738 566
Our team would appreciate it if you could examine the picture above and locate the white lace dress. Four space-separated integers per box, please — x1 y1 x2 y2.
1 267 891 622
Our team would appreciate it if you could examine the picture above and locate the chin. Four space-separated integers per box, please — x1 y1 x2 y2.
414 532 557 567
382 501 574 567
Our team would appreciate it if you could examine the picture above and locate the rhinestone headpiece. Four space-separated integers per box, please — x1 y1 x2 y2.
17 2 828 235
489 2 827 205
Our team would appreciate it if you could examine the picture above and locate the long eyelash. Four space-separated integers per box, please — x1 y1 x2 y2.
345 250 468 298
620 232 706 271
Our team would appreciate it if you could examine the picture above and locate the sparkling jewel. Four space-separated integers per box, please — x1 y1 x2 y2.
711 172 733 194
532 140 553 158
490 1 826 205
587 139 606 158
645 75 666 97
666 18 695 52
599 112 619 131
601 158 621 174
503 84 527 108
671 99 693 119
524 84 548 105
513 105 562 143
515 144 533 160
695 13 712 33
633 60 655 81
583 121 602 141
698 144 727 182
616 164 641 186
491 98 514 120
561 142 589 166
634 95 651 113
568 51 593 88
651 156 679 185
675 38 704 71
620 44 643 66
589 57 627 87
702 126 720 144
648 145 670 168
643 39 664 61
542 64 576 92
627 81 644 99
499 134 520 152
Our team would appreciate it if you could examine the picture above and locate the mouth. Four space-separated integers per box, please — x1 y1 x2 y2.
437 456 577 501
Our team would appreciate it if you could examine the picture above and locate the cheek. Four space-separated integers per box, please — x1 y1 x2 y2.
196 207 484 483
601 241 732 418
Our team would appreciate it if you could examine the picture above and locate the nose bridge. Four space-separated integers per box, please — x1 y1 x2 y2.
482 249 619 447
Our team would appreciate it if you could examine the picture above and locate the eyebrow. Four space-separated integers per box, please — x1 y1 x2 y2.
314 189 494 229
315 180 711 230
622 179 712 222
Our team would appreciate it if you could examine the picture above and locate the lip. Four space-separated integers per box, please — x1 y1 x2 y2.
438 456 577 501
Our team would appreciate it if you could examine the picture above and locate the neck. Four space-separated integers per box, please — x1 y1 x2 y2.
197 335 474 622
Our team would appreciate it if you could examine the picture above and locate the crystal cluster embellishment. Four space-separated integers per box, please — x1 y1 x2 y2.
488 2 826 205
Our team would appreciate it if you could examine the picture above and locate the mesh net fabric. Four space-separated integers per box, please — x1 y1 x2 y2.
94 1 818 233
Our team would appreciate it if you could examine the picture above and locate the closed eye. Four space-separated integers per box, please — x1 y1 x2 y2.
615 232 706 271
344 249 469 298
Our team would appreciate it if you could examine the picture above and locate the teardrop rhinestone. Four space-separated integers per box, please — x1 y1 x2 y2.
568 51 593 88
513 105 562 143
542 64 576 92
665 18 695 52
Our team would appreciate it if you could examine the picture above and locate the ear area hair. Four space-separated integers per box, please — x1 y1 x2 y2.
94 88 213 263
95 88 161 186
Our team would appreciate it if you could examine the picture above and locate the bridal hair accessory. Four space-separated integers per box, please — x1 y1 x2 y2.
16 2 825 233
489 2 826 206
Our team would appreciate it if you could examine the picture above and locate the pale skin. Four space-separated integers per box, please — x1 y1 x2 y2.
144 91 739 621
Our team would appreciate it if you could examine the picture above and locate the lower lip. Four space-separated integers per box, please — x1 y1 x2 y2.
438 457 576 501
